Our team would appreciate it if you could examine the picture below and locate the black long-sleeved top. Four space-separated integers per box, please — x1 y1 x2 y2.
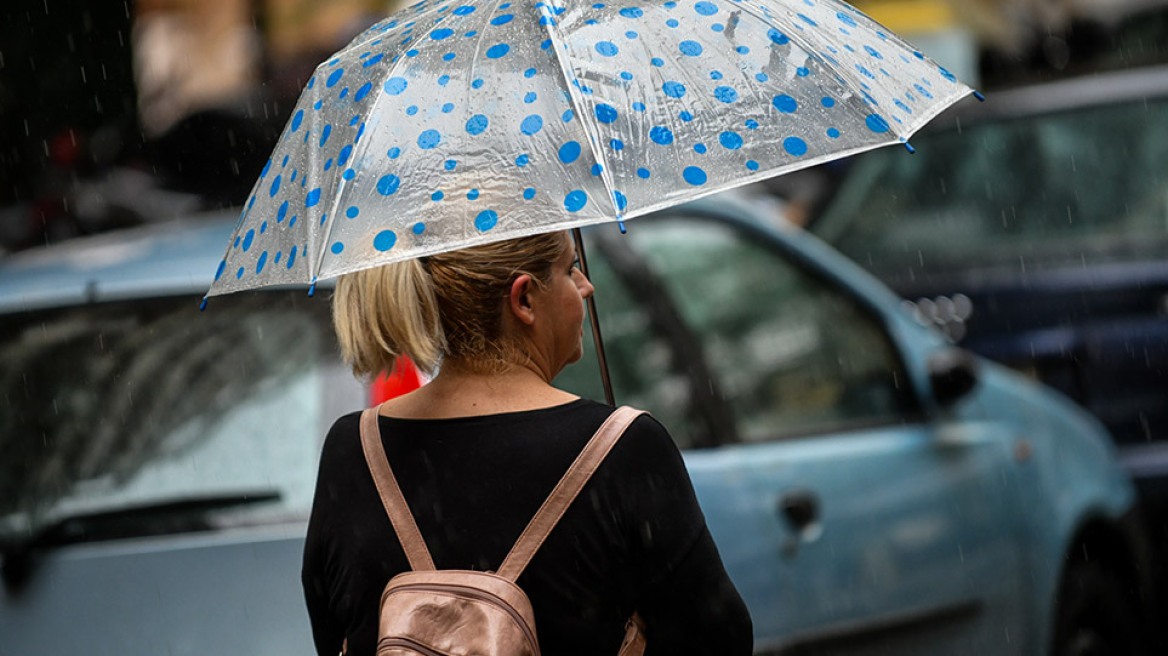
302 398 752 655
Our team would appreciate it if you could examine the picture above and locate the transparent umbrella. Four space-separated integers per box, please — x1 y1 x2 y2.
204 0 975 401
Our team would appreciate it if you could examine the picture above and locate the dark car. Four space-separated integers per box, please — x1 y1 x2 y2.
806 63 1168 610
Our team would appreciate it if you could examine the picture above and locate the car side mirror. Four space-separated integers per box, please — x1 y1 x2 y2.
927 347 979 407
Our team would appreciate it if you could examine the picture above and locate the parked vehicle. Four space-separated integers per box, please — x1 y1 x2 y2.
0 194 1150 655
805 64 1168 618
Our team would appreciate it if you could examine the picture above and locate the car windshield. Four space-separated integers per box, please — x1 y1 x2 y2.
0 292 365 544
810 97 1168 284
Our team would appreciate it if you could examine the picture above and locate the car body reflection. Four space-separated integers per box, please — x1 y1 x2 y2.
807 65 1168 642
556 202 1150 653
0 194 1151 655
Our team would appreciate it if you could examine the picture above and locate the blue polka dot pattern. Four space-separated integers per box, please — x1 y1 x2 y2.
520 115 544 135
866 114 891 133
564 190 588 212
559 140 582 163
773 94 798 113
377 175 401 195
383 77 407 95
714 86 738 103
475 209 499 231
373 230 397 251
719 131 743 150
784 137 809 156
683 166 708 185
208 0 971 297
417 129 442 149
650 126 674 145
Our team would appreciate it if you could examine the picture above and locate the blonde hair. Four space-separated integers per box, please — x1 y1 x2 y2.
333 232 570 379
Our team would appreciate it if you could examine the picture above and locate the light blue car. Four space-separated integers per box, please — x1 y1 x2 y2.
0 193 1152 655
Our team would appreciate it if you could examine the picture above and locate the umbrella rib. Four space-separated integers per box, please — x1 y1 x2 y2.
305 77 329 286
464 0 507 134
538 6 620 219
312 79 349 285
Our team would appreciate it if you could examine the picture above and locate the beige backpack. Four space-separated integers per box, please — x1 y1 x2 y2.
358 405 649 656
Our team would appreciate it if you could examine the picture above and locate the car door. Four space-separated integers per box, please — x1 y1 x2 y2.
558 211 1026 655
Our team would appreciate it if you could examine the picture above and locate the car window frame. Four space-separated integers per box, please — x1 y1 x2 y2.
621 208 927 444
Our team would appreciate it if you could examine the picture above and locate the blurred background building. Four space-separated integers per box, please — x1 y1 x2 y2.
0 0 1166 252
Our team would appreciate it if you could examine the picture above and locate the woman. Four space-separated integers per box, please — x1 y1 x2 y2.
302 230 752 655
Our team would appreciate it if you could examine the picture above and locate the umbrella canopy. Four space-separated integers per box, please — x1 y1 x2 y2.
206 0 972 297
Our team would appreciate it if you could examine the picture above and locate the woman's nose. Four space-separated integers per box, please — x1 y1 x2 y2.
576 270 595 298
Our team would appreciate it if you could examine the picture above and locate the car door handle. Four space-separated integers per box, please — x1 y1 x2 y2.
778 489 820 530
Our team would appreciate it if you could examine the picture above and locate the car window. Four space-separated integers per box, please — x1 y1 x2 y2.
558 215 918 447
557 226 719 451
811 98 1168 282
0 292 365 541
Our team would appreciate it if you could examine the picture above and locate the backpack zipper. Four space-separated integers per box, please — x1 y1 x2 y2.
384 582 540 654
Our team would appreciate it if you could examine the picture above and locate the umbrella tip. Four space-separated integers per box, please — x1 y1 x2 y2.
973 90 986 102
618 221 627 234
308 278 318 297
199 298 208 312
902 141 916 154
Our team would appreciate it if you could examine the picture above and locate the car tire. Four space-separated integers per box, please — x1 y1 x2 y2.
1052 556 1148 656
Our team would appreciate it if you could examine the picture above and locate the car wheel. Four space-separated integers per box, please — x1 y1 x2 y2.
1052 557 1147 656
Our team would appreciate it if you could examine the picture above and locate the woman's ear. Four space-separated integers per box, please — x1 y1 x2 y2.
508 274 537 326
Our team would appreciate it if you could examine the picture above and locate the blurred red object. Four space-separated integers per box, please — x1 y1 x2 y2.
370 355 425 404
50 129 82 168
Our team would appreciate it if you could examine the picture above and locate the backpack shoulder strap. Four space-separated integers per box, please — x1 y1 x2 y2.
359 406 436 571
496 406 646 582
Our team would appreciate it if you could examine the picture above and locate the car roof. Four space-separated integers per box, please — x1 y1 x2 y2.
0 211 238 314
0 192 902 323
930 64 1168 128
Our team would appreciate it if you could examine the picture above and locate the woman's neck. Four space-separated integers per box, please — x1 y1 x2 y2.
377 360 578 419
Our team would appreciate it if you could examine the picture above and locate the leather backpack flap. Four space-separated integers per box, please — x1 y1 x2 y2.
379 570 539 656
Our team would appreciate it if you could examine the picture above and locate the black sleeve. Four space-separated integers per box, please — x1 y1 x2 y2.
302 416 353 656
639 526 754 656
302 556 345 656
614 415 753 655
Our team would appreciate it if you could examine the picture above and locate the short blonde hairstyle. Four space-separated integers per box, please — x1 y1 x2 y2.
333 232 570 379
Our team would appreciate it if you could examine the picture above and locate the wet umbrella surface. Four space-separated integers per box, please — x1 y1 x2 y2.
206 0 972 298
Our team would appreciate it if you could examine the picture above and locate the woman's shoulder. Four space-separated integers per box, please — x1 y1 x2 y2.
316 400 679 465
599 402 677 444
574 403 688 480
319 409 366 461
329 408 365 430
558 400 677 451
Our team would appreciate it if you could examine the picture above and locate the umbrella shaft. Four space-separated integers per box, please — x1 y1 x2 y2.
572 228 615 407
